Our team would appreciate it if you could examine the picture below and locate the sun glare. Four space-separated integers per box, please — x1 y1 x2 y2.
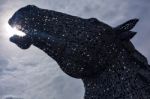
4 23 26 37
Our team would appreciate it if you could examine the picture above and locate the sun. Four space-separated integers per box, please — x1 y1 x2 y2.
4 23 26 37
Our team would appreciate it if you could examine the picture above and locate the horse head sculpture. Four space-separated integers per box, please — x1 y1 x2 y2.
9 5 150 99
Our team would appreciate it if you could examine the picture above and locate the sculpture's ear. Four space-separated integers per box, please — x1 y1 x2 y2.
118 31 137 41
114 18 139 33
114 18 139 41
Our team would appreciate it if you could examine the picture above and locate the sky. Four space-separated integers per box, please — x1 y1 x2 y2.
0 0 150 99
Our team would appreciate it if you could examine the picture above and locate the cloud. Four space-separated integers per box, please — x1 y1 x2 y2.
0 56 8 75
3 95 23 99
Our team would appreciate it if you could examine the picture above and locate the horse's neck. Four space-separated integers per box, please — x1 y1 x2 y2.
82 48 150 99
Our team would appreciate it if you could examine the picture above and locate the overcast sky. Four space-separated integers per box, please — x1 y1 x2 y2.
0 0 150 99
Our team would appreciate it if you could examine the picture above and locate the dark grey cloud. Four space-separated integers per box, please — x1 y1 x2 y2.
0 0 149 99
0 57 8 75
3 95 23 99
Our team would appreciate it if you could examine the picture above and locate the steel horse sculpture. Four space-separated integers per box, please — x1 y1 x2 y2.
9 5 150 99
